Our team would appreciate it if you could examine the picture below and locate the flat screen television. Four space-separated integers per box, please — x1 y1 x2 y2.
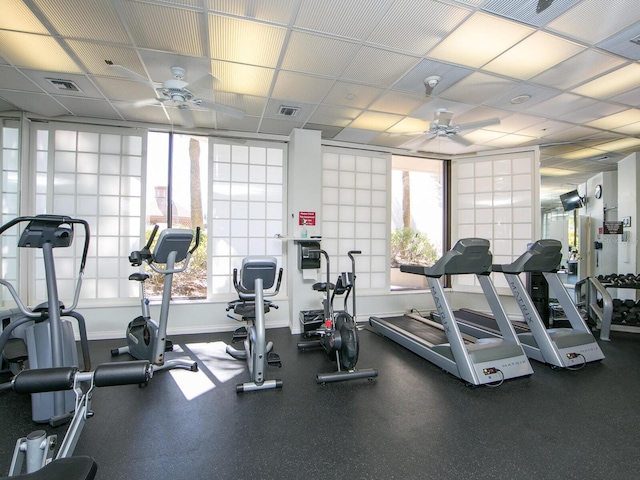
560 189 584 212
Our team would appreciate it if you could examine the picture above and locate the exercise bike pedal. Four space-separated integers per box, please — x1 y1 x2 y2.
267 352 282 368
232 326 248 343
164 339 174 352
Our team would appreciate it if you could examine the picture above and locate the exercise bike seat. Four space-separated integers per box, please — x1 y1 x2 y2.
128 272 151 282
1 456 98 480
312 282 334 292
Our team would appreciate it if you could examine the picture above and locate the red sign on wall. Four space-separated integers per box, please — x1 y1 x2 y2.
299 211 316 226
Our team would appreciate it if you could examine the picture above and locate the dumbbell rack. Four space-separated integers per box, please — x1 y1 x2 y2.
583 273 640 341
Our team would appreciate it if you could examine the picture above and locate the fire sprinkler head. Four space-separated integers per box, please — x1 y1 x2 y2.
170 66 186 80
424 75 441 88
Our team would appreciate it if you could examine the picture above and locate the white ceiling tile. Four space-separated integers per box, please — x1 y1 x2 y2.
120 1 205 56
295 0 389 40
557 101 626 125
210 61 275 97
215 115 261 133
333 127 380 144
272 71 334 104
281 31 359 77
481 0 580 27
439 72 517 105
0 31 81 73
308 105 361 127
531 49 626 90
67 41 143 78
0 66 43 92
209 15 286 67
548 0 640 44
0 0 49 34
369 91 427 116
21 70 103 98
367 0 470 54
91 77 158 102
322 81 385 109
341 46 419 87
53 96 121 119
0 91 68 116
571 63 640 100
209 0 295 25
428 12 533 68
393 59 473 96
259 117 303 135
33 0 130 44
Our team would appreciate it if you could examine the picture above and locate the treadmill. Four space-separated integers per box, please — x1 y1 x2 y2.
489 240 604 368
370 238 534 386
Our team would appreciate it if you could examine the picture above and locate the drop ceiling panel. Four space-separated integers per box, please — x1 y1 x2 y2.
271 71 334 104
611 86 640 108
481 0 580 27
367 0 470 54
484 83 559 113
490 113 546 134
392 59 473 96
308 105 362 127
548 0 640 44
138 51 211 86
333 127 380 144
209 0 295 25
201 93 267 117
67 41 144 78
215 115 261 133
349 111 403 131
0 66 42 92
0 0 49 34
322 81 385 109
571 63 640 100
483 31 584 80
119 2 205 57
115 105 169 125
439 72 517 105
263 99 314 123
557 101 626 124
525 93 599 120
531 49 626 90
0 31 81 73
53 96 121 119
597 23 640 61
369 91 427 116
386 117 431 134
210 61 275 97
209 15 286 67
0 97 18 111
303 124 344 139
586 109 640 130
281 31 359 77
340 46 419 87
294 0 389 40
0 91 68 116
259 117 303 135
91 77 158 102
428 12 533 68
33 0 130 44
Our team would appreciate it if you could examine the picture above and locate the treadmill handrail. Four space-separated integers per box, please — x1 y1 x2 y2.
495 239 562 274
401 238 492 278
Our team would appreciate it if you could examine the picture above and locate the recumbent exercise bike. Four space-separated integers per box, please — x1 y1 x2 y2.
297 250 378 384
111 225 200 372
226 256 283 393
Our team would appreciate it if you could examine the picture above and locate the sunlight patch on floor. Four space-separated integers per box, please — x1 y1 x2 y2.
169 341 245 400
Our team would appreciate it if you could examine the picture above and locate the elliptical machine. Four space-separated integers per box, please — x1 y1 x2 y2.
226 256 283 392
111 225 200 372
0 215 91 425
297 250 378 384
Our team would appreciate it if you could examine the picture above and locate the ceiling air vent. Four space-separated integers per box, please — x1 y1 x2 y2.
278 105 300 117
46 78 82 92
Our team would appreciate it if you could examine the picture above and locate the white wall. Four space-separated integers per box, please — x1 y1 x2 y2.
617 153 639 280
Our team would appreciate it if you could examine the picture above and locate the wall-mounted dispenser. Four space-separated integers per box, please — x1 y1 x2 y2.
296 240 321 270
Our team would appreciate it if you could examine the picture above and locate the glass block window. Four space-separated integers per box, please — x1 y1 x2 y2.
453 151 538 289
209 141 285 295
1 124 20 304
34 126 145 303
321 147 390 291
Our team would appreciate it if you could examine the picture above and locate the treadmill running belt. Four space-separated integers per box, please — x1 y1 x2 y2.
454 309 529 335
381 315 449 345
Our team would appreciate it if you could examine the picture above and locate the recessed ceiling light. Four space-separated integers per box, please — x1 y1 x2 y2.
510 94 531 104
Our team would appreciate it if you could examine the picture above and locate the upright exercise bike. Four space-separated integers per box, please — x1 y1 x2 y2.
111 225 200 372
297 250 378 384
226 256 283 392
0 215 92 425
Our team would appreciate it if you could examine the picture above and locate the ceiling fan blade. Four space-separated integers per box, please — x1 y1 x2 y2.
457 117 500 132
449 134 473 147
108 64 154 85
131 98 165 108
185 73 216 91
197 100 245 119
389 130 427 137
400 133 431 150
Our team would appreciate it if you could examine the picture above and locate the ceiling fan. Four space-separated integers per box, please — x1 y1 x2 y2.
108 64 245 127
400 108 501 150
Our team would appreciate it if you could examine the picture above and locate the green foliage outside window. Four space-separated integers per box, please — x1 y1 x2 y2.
391 227 439 267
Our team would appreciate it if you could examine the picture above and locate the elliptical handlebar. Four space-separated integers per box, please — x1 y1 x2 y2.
190 227 201 254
